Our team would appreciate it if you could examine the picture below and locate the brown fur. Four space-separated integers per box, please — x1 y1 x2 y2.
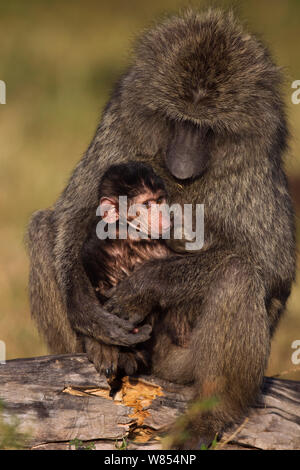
86 237 169 300
26 8 296 448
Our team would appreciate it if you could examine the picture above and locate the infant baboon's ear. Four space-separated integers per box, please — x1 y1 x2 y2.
99 197 119 223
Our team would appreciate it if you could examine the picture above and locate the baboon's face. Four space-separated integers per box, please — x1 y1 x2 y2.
99 189 170 238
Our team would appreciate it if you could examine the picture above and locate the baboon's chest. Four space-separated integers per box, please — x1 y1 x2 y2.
95 240 170 301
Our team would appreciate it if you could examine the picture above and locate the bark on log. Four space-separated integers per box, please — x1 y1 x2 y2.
0 354 299 450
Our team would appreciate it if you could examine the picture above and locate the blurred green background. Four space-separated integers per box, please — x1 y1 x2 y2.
0 0 300 379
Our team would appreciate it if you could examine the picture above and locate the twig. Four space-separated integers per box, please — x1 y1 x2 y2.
216 417 249 449
272 367 300 378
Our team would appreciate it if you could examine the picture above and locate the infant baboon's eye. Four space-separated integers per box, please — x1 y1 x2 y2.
156 196 164 204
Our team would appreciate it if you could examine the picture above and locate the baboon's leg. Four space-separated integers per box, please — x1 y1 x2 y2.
27 209 81 354
156 257 270 449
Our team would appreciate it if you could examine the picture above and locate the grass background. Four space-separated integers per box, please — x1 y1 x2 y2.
0 0 300 379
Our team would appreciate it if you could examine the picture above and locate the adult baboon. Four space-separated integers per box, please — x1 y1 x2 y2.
27 9 296 448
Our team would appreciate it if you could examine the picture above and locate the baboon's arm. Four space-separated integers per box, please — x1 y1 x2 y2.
49 121 152 347
104 250 229 321
52 206 152 346
65 261 152 346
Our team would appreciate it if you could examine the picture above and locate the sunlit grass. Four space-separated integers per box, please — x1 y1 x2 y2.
0 400 29 450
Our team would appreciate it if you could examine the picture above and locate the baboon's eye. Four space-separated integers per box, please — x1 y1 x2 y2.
156 196 164 204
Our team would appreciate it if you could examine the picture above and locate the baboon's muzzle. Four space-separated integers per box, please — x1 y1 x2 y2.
165 121 210 180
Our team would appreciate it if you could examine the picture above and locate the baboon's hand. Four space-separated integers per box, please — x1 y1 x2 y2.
84 337 119 377
104 272 158 324
94 309 152 347
118 351 139 376
118 348 149 376
69 289 152 346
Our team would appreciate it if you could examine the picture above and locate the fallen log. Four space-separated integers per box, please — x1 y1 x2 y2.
0 354 299 450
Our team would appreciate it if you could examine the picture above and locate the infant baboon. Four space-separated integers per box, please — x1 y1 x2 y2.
82 161 171 304
81 161 192 377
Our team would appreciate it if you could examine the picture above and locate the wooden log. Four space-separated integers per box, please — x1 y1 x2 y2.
0 354 299 450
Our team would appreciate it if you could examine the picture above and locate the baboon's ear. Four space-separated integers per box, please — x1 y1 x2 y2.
165 121 210 180
99 198 119 223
